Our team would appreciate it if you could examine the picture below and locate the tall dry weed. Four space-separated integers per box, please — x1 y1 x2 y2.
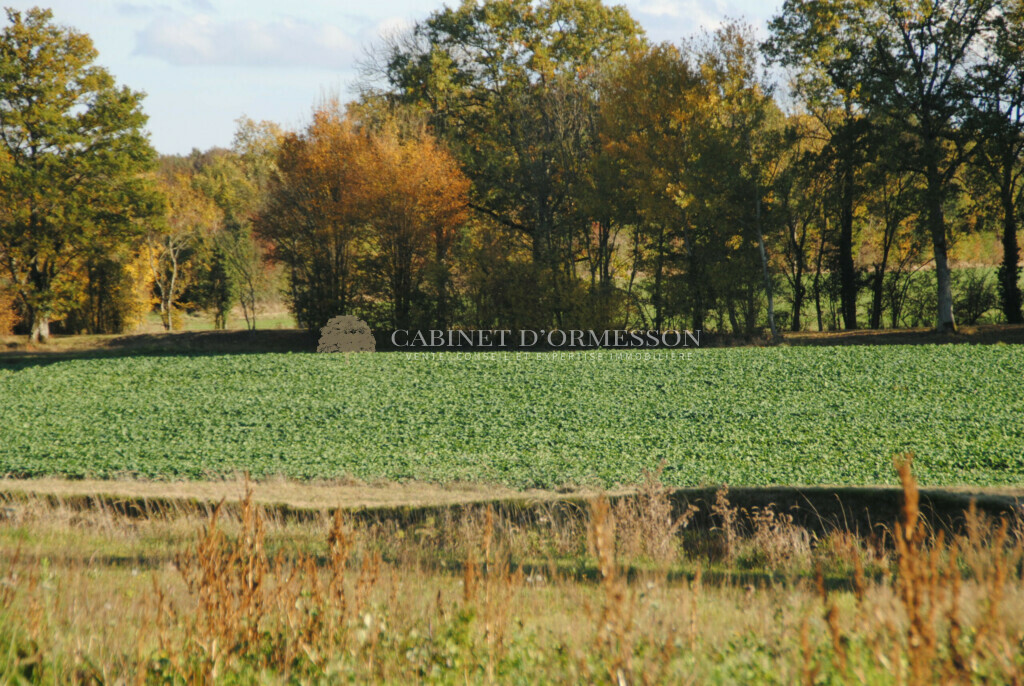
613 462 696 567
588 495 634 684
741 504 812 570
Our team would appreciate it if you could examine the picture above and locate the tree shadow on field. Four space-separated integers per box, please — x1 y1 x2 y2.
0 329 320 371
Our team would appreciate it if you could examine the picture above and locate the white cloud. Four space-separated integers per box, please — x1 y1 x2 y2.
632 0 729 38
630 0 772 42
636 0 689 17
116 0 211 17
134 12 360 69
372 16 413 41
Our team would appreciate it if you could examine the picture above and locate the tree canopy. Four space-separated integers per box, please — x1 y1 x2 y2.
2 2 1023 338
0 7 159 341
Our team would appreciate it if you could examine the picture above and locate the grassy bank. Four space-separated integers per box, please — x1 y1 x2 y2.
0 464 1022 683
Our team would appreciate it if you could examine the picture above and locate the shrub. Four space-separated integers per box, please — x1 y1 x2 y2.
0 290 17 335
953 268 998 325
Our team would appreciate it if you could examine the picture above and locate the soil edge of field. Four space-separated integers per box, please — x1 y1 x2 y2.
1 478 1020 538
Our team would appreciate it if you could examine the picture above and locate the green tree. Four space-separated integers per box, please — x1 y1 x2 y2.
772 114 829 332
228 119 281 330
597 43 699 330
232 116 282 196
201 119 284 330
968 1 1024 324
675 24 786 337
766 0 874 331
596 25 785 336
177 120 281 331
63 242 151 334
860 0 994 332
372 0 644 327
190 238 237 329
192 150 257 329
770 0 999 332
0 7 159 341
861 126 927 330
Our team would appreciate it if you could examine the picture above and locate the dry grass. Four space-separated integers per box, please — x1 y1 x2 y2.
612 463 697 567
1 465 1023 684
0 475 608 511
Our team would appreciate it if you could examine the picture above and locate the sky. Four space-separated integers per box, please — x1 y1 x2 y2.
5 0 783 155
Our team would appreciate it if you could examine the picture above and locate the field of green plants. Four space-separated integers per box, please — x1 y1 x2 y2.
1 346 1022 487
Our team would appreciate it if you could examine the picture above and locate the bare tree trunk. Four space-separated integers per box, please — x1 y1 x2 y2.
165 254 179 332
679 219 706 331
24 263 54 342
786 217 808 332
932 240 955 333
791 275 804 331
727 299 741 336
998 178 1024 324
29 314 50 343
814 288 824 331
925 153 956 333
241 279 258 330
622 225 643 329
652 227 666 331
838 159 858 330
434 228 453 330
869 269 885 329
869 236 892 329
756 195 778 341
813 219 827 331
159 297 171 331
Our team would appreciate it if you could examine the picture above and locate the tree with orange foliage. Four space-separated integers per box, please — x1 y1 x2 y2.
258 103 469 331
352 123 469 330
257 106 363 330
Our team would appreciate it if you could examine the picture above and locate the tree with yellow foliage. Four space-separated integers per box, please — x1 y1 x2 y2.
147 173 223 331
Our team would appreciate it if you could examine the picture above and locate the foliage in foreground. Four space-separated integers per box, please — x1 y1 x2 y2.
0 461 1023 683
1 345 1023 486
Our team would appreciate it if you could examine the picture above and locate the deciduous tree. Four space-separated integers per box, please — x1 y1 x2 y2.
371 0 643 326
859 0 995 332
766 0 873 330
969 1 1024 323
0 7 159 341
148 172 222 330
257 106 362 330
352 120 470 330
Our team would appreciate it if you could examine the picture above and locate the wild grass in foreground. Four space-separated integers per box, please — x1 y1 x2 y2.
0 458 1023 684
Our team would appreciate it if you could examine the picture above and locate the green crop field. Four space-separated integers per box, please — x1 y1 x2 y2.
1 345 1022 487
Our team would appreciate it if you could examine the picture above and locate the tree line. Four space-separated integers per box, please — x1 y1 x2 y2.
2 1 1023 342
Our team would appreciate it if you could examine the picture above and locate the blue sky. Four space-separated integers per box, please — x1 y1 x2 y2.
6 1 782 154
